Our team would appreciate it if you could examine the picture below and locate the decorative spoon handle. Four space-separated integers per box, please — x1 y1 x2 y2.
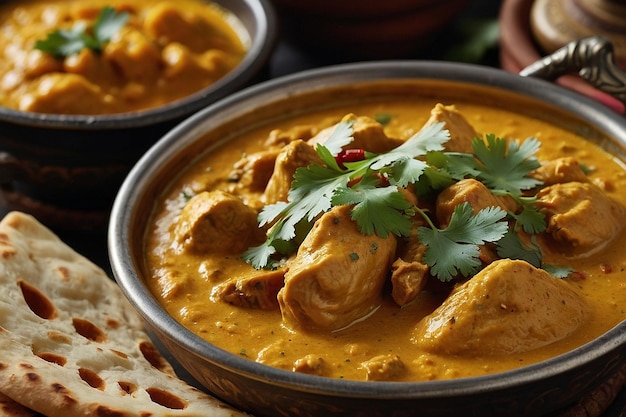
520 36 626 107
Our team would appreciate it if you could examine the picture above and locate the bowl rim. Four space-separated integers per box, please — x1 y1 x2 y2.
0 0 277 130
109 60 626 398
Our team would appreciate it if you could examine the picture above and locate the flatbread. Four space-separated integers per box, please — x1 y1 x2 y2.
0 392 43 417
0 211 250 417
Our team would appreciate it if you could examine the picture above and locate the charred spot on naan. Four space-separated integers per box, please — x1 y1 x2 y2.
18 280 57 320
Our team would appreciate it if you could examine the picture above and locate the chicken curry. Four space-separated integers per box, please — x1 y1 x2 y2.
144 96 626 382
0 0 247 114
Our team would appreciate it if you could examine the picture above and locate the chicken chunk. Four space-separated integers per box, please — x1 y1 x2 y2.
530 157 588 186
361 354 406 381
264 124 321 147
161 43 221 82
22 49 63 79
391 258 429 307
414 259 587 355
277 205 397 331
143 1 232 52
536 182 625 255
229 149 281 192
293 354 327 376
103 27 161 82
63 48 100 80
211 267 285 310
173 190 261 255
18 73 109 114
435 179 518 227
422 104 478 153
390 201 431 306
308 114 404 154
263 140 322 204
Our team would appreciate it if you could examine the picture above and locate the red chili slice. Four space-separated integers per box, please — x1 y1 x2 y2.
336 149 366 169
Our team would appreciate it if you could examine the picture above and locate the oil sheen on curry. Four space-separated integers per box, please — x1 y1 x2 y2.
0 0 246 114
145 99 626 382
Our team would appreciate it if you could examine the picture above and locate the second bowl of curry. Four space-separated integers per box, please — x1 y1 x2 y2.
109 61 626 417
0 0 276 231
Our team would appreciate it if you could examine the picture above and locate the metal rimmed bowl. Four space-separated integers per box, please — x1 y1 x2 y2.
109 60 626 417
0 0 276 232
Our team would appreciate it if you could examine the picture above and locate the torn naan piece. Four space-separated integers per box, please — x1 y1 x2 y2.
0 211 249 417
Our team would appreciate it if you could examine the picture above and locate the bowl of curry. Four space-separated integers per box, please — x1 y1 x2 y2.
0 0 276 231
109 61 626 417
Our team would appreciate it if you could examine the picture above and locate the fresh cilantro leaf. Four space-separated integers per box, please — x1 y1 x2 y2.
496 231 572 278
509 203 547 234
34 6 129 58
374 113 393 125
321 120 354 156
443 135 547 234
444 135 542 195
371 122 449 172
441 204 509 244
387 157 432 188
495 230 542 268
438 152 482 180
543 264 574 279
243 216 312 269
281 165 348 239
316 143 344 172
414 166 456 196
369 122 449 188
415 152 456 195
472 134 542 195
332 175 413 237
93 6 129 44
579 163 593 175
34 24 91 57
418 203 508 281
422 234 482 282
242 237 277 269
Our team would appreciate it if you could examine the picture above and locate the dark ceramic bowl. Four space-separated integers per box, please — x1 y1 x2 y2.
0 0 276 232
109 61 626 417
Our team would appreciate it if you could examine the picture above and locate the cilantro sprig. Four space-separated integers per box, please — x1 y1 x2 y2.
34 6 129 58
243 121 450 269
439 134 546 234
418 203 508 282
242 117 570 280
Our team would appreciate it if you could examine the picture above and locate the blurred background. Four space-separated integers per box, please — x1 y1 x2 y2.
267 0 626 117
268 0 504 77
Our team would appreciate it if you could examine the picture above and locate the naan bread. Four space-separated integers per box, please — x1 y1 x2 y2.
0 211 249 417
0 392 42 417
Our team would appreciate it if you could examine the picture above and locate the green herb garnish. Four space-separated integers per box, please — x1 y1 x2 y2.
34 6 129 57
374 113 393 126
242 118 568 280
242 121 449 269
440 134 546 234
418 203 508 282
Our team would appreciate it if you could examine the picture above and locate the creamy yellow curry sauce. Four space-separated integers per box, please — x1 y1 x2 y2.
0 0 246 114
144 98 626 382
